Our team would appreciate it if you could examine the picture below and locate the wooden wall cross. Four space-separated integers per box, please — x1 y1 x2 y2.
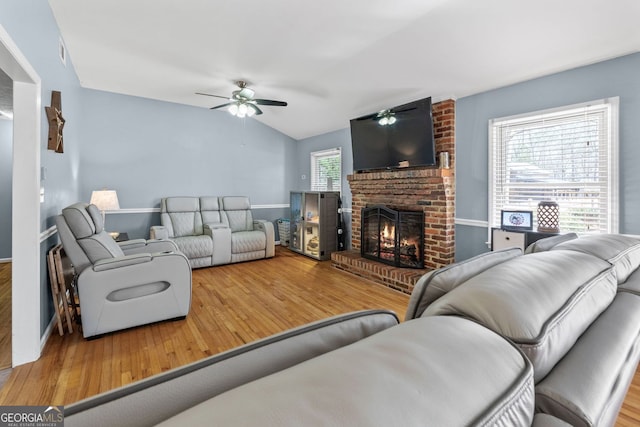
45 90 65 153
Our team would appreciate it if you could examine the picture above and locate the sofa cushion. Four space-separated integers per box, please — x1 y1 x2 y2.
231 231 266 254
423 250 617 382
200 197 223 225
64 310 400 427
222 196 254 232
405 247 522 320
164 197 200 213
157 316 535 427
172 235 213 259
62 203 97 239
532 414 573 426
618 267 640 296
63 203 125 262
535 292 640 427
221 196 251 210
162 197 204 237
525 233 578 253
551 234 640 284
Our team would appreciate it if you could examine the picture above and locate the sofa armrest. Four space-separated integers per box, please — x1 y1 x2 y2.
117 239 147 251
119 239 179 255
204 224 232 265
254 220 275 258
204 222 228 230
93 253 152 272
150 225 169 240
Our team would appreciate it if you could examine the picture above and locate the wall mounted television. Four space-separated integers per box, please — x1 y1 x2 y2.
350 97 436 172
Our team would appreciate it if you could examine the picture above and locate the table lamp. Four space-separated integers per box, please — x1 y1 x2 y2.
90 189 120 223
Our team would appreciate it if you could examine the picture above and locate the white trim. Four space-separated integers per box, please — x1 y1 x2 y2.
105 204 291 215
40 225 57 242
252 204 289 209
455 218 489 228
0 22 43 367
107 208 159 214
608 97 620 233
0 258 11 263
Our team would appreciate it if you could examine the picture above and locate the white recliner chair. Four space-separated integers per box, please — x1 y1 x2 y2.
56 202 192 338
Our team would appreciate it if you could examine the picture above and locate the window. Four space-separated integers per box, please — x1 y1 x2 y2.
489 98 619 234
311 148 341 192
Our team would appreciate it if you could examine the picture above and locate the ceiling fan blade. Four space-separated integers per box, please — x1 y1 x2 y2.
253 99 288 107
391 107 417 114
196 92 230 100
210 102 233 110
353 112 379 121
253 105 264 115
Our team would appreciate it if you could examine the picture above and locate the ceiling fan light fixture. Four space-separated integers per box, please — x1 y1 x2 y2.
237 102 248 117
228 103 239 115
247 104 257 117
378 110 396 126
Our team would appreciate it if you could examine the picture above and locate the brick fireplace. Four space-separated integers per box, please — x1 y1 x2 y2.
331 99 455 295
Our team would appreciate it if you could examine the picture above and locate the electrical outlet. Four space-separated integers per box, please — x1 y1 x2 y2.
301 174 306 180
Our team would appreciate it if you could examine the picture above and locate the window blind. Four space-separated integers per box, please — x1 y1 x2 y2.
489 99 618 234
311 148 341 192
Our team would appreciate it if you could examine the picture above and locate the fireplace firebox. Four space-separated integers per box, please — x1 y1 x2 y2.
361 206 424 269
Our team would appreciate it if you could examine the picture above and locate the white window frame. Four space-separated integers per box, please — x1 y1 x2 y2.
310 148 341 192
488 97 619 236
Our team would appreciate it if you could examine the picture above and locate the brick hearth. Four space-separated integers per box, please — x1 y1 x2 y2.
331 99 456 295
332 250 426 294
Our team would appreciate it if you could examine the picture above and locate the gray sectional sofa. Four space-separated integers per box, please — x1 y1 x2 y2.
150 196 275 268
64 233 640 426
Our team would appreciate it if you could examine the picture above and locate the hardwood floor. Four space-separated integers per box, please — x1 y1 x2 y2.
0 262 10 371
0 248 639 426
0 248 409 406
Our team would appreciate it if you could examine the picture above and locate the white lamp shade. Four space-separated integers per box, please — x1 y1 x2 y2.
90 190 120 211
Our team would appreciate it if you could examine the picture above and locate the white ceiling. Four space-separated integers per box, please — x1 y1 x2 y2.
48 0 640 140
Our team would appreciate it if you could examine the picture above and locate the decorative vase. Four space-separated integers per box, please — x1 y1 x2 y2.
537 201 560 233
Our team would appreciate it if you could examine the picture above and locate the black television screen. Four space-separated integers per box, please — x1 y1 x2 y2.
350 97 435 172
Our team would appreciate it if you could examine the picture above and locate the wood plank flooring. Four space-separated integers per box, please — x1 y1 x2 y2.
0 248 409 406
0 262 10 370
0 248 639 426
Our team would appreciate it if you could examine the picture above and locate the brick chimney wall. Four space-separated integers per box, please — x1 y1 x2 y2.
347 99 455 270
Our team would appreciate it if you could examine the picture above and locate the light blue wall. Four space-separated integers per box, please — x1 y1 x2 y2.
455 52 640 260
0 119 11 259
295 128 353 248
0 1 84 334
0 1 300 340
78 89 297 238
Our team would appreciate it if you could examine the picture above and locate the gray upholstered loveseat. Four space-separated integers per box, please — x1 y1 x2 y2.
65 233 640 426
150 196 275 268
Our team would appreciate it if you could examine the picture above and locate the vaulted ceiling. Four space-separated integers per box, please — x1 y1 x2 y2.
48 0 640 140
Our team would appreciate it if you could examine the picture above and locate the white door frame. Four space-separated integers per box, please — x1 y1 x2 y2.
0 23 43 366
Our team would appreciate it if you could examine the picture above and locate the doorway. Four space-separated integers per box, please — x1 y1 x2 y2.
0 69 12 369
0 23 43 366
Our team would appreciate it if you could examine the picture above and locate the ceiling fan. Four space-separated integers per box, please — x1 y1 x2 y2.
196 80 287 117
355 106 417 126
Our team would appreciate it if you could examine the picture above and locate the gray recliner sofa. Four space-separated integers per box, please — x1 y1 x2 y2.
56 202 192 338
150 196 275 268
64 233 640 425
